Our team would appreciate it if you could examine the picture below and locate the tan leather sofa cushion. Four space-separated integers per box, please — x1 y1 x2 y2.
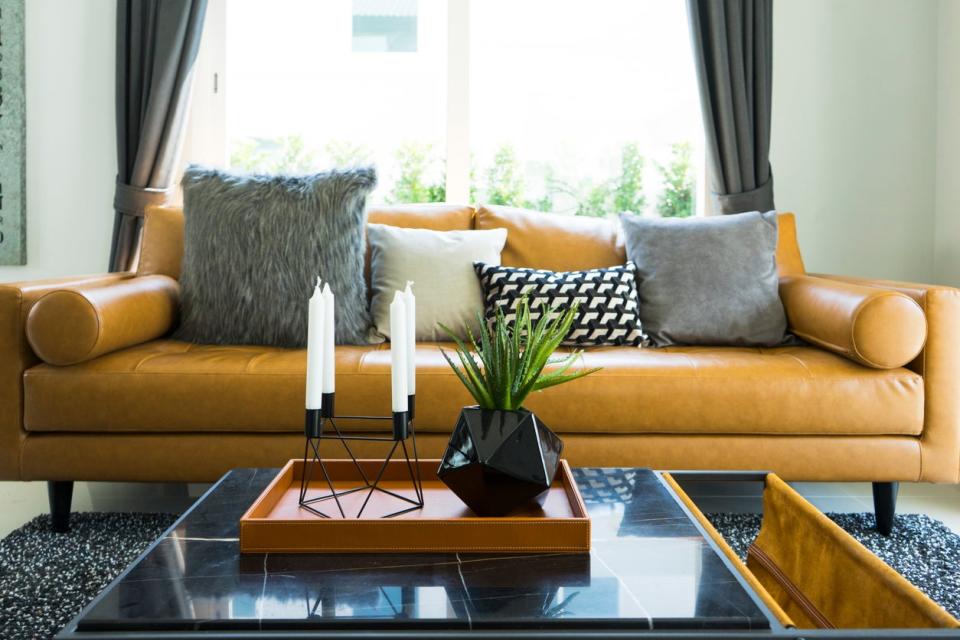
475 204 626 270
136 204 805 281
24 341 922 437
137 206 185 279
775 212 805 276
364 203 476 289
814 274 960 483
18 432 923 484
135 203 475 285
25 276 179 366
476 205 806 276
781 275 926 369
0 272 134 481
367 203 474 230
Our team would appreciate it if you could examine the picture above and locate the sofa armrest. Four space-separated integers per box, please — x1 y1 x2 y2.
26 275 179 366
0 273 134 480
780 275 926 369
815 274 960 482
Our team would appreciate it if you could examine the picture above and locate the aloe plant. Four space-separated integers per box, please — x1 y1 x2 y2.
438 298 601 411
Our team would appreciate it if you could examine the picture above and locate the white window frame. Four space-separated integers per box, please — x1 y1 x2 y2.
183 0 227 168
444 0 470 202
185 0 706 213
186 0 471 202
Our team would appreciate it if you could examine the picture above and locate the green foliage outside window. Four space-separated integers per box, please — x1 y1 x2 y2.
228 135 696 217
324 139 373 167
230 135 317 174
483 145 525 207
480 149 556 211
656 142 695 218
613 143 646 215
525 164 556 212
387 141 446 204
521 142 645 217
572 181 612 218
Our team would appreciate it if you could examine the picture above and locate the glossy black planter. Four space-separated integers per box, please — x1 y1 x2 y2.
437 407 563 516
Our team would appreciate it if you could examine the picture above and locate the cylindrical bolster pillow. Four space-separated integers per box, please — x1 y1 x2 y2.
27 275 179 366
780 275 926 369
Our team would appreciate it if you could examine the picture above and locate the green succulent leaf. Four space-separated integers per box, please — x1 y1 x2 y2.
436 297 602 410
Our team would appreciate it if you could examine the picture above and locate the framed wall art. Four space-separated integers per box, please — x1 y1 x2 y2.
0 0 25 265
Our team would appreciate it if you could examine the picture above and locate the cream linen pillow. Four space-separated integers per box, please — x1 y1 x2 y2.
367 224 507 341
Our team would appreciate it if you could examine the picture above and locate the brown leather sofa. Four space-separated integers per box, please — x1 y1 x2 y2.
2 203 956 533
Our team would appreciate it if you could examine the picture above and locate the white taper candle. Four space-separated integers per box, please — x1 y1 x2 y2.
403 281 416 395
305 277 325 410
389 291 408 412
321 282 335 393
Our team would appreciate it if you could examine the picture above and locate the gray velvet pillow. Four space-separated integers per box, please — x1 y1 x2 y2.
177 165 376 347
620 211 787 347
367 224 508 341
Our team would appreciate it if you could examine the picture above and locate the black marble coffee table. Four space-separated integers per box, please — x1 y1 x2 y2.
58 468 781 639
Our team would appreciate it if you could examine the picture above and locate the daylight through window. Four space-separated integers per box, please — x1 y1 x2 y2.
188 0 706 217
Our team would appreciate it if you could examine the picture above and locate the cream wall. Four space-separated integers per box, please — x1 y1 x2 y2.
771 0 939 282
935 0 960 287
0 0 128 536
0 0 116 283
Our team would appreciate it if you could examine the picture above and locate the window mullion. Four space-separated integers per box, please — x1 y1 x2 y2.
183 0 227 169
444 0 470 203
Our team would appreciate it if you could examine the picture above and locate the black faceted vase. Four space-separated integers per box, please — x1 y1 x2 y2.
437 407 563 516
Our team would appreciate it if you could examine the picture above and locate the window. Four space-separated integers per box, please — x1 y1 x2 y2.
352 0 419 52
187 0 705 217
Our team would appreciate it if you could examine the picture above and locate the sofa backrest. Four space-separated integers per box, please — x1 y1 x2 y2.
775 213 806 276
367 203 474 230
136 203 805 280
365 204 474 289
475 204 626 271
475 204 806 277
138 205 186 280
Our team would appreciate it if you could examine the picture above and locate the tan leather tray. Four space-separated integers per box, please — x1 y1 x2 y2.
240 459 590 554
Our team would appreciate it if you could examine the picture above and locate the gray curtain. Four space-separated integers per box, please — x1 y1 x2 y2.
687 0 774 214
110 0 208 272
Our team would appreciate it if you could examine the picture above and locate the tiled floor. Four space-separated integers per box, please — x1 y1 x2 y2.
1 477 959 540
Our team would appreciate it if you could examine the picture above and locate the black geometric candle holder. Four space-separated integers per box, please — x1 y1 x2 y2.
299 393 423 519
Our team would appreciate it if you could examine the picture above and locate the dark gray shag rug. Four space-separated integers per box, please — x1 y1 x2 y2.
0 512 177 640
0 512 958 639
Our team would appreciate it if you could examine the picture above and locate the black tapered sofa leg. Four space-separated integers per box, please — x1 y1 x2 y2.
872 481 898 535
48 481 74 533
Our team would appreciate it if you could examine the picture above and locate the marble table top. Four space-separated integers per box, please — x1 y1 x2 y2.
60 467 775 637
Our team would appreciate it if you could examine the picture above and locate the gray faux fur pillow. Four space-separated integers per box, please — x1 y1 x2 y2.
176 165 376 347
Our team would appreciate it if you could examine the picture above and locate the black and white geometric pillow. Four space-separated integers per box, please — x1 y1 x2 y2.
473 261 648 347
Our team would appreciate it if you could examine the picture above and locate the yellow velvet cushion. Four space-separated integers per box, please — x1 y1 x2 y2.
748 474 958 629
26 275 179 366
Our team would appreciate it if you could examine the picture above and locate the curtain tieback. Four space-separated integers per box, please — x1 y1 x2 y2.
113 180 175 217
714 175 775 215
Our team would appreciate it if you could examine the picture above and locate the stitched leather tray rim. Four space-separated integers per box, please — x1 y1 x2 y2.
239 459 590 554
